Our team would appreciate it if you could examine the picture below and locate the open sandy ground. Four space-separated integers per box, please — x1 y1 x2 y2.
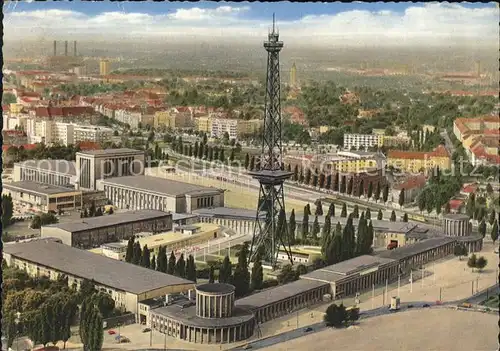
262 308 498 351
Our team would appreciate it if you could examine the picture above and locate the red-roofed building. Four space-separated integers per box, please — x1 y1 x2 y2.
391 174 427 204
460 183 478 196
447 199 465 214
35 106 95 118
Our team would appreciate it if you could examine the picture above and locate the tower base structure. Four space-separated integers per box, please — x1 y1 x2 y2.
248 170 294 268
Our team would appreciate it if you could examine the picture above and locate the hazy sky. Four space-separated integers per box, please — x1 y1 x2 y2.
3 2 499 46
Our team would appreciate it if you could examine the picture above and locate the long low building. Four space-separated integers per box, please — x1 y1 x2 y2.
3 181 83 212
3 240 195 320
41 209 173 249
301 255 399 299
97 175 225 213
235 279 330 324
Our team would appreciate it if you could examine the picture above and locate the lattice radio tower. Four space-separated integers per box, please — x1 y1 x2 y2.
248 14 293 268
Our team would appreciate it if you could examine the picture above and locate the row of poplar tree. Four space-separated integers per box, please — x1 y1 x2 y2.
285 201 404 247
124 237 197 282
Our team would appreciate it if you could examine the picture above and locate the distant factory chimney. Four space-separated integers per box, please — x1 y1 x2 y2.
53 40 57 56
74 40 77 56
64 41 68 56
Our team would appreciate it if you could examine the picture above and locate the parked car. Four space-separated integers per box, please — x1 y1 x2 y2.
422 304 430 308
243 345 253 350
407 304 414 308
303 327 313 332
107 330 116 335
142 328 151 333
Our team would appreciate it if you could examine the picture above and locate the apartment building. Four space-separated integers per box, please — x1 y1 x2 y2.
26 120 112 145
387 145 451 173
211 118 238 139
154 109 192 130
73 125 113 144
343 133 383 150
195 117 213 134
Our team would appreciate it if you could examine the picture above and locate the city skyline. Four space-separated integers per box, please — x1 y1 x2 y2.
3 2 498 46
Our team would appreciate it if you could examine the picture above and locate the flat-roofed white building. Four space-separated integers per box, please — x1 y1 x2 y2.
343 133 383 150
40 209 173 249
3 240 195 321
97 175 225 213
3 181 83 212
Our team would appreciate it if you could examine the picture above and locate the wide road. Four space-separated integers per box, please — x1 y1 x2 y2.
229 283 499 351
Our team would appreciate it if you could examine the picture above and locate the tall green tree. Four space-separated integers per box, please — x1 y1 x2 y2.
288 209 296 245
140 245 151 268
311 216 320 242
390 210 397 222
185 255 197 282
347 177 354 195
167 251 176 275
478 219 487 237
233 243 251 297
302 206 309 240
208 265 215 283
315 200 323 216
219 256 232 284
367 221 374 252
219 148 225 162
488 209 496 225
150 254 156 271
325 226 343 265
490 219 498 243
293 164 299 181
466 193 476 219
339 175 346 193
374 182 381 202
352 205 360 218
383 184 389 203
342 217 355 260
321 215 332 256
365 208 371 220
125 237 134 263
399 189 405 207
328 203 335 217
175 253 186 278
305 168 312 185
251 252 264 291
340 203 347 217
244 153 250 169
358 179 364 198
131 242 142 265
367 182 373 200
